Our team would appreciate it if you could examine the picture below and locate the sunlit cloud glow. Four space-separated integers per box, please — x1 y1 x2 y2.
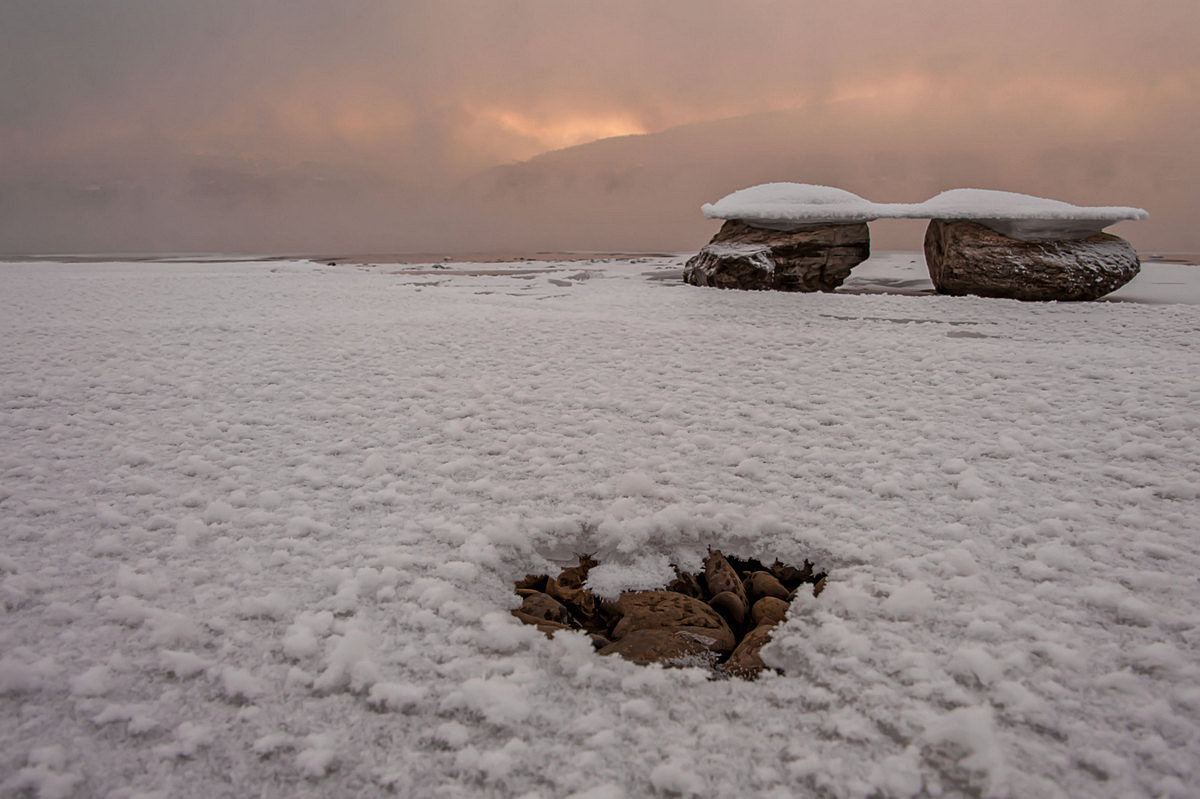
0 0 1196 253
483 108 648 152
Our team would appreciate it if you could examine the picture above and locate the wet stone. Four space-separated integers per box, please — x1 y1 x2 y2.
510 549 826 679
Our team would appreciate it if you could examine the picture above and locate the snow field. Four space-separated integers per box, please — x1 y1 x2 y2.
0 255 1198 797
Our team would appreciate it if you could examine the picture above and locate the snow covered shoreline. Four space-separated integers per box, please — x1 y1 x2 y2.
2 254 1198 797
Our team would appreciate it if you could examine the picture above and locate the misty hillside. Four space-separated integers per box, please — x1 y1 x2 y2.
2 99 1193 255
466 99 1195 253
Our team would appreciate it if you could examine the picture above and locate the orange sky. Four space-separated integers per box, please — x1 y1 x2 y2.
1 0 1197 253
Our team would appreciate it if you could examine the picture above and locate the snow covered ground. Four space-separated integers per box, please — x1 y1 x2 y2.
1 252 1198 798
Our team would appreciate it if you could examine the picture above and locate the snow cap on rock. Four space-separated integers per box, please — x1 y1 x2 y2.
701 183 1148 238
702 183 880 226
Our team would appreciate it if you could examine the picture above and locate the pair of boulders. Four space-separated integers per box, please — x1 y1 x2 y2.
686 179 1145 301
685 217 1140 301
513 551 826 679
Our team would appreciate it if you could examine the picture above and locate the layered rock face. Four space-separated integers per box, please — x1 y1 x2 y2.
684 219 870 292
924 219 1141 301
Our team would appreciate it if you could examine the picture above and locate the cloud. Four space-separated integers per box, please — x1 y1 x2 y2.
1 0 1197 252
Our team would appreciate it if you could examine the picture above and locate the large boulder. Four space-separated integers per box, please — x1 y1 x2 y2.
923 219 1140 301
684 219 870 292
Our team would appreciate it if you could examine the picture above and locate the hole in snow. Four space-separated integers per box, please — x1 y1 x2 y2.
513 549 825 680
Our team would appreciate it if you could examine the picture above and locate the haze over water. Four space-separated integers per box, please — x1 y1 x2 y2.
2 1 1197 255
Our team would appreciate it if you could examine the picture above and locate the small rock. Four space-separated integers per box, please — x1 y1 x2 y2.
519 592 572 626
750 596 789 628
771 559 814 589
704 551 749 618
724 625 777 680
546 578 597 620
709 591 747 630
666 567 704 599
745 571 790 602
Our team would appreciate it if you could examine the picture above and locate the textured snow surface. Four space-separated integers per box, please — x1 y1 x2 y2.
702 183 1149 231
701 183 880 224
917 189 1148 222
1 255 1199 798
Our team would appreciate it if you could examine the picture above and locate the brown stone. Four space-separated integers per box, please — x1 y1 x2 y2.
555 555 597 589
519 592 572 626
923 219 1140 301
745 571 790 602
515 574 548 593
750 596 790 628
709 591 747 629
597 629 721 666
546 577 596 620
704 551 749 619
771 559 814 589
666 567 704 599
684 219 870 292
511 610 571 637
724 625 777 680
611 591 736 653
704 551 746 601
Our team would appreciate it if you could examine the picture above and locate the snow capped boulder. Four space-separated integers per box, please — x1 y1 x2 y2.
690 183 1147 297
684 219 870 292
924 219 1141 301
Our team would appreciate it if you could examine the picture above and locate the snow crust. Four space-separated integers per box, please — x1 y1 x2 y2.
702 183 1149 237
701 183 880 225
1 254 1198 798
917 188 1148 222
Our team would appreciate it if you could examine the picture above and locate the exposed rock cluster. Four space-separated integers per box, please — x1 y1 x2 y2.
683 220 870 292
923 219 1141 301
513 550 826 679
